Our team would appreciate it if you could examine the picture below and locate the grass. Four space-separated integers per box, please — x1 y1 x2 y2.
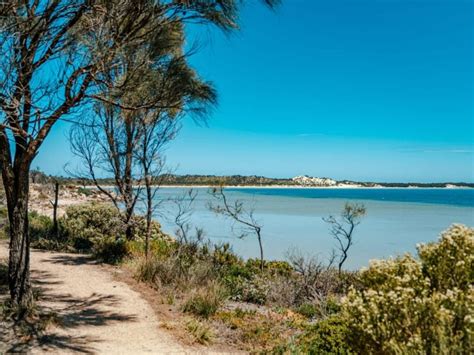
185 319 214 345
182 282 227 319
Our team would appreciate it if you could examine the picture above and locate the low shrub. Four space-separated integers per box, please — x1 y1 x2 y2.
62 203 124 244
186 319 214 345
29 211 68 251
275 315 353 354
92 237 130 264
216 308 305 351
27 203 170 264
182 282 227 318
342 224 473 354
77 187 93 196
295 303 318 319
29 211 53 241
134 256 178 286
245 258 293 276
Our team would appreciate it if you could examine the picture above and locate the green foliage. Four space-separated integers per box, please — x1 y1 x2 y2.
62 203 124 245
342 224 473 354
92 237 130 264
295 303 318 319
28 203 169 264
77 187 93 196
182 282 227 318
280 315 353 354
28 211 66 250
186 319 214 345
246 258 293 276
127 238 173 258
29 211 53 239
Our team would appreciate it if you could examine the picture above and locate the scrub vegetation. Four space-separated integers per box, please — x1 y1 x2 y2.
4 197 471 353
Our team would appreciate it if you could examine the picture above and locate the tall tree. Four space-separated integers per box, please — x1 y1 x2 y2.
0 0 279 314
70 52 216 242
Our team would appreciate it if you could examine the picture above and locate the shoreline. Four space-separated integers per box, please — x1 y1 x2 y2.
81 184 473 190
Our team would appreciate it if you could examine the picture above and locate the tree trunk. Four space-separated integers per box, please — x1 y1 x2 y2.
338 252 347 274
257 230 264 272
52 181 59 239
124 206 134 240
144 176 153 259
7 169 33 315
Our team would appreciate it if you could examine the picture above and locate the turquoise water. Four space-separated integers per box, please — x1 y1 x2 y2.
152 188 474 269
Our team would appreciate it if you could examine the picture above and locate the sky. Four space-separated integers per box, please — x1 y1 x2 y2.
35 0 473 182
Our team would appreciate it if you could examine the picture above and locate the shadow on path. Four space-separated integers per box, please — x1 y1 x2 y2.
0 252 137 354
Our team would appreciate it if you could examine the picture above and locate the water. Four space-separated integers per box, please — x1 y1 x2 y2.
150 188 474 270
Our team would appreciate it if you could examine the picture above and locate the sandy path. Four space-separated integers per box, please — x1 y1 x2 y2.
0 244 191 354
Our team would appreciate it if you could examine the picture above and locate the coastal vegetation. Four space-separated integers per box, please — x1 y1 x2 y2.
1 196 471 352
0 0 278 315
0 1 471 353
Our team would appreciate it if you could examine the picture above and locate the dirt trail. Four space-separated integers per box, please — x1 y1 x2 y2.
0 243 193 354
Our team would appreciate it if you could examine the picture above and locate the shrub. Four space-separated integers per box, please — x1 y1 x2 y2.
182 282 227 318
245 258 293 276
127 235 173 258
211 243 242 270
281 315 353 354
77 187 93 196
92 237 130 264
134 256 174 285
29 211 66 251
62 203 124 245
29 211 53 240
295 303 318 319
186 319 214 345
342 224 474 354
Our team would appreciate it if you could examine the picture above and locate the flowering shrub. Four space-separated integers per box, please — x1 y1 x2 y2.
342 224 474 354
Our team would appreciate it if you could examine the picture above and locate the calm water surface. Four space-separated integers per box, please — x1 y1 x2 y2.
149 188 474 269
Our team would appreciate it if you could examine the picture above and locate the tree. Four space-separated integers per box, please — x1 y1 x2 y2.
69 49 216 242
170 188 201 245
323 202 366 273
0 0 279 314
208 186 265 271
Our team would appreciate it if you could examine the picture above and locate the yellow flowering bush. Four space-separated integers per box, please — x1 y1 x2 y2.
342 224 474 354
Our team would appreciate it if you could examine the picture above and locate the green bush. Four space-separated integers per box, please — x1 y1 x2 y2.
92 237 130 264
62 203 124 245
245 258 293 276
342 224 473 354
77 187 93 196
29 211 65 250
225 274 270 305
27 203 169 264
182 282 227 318
292 315 353 354
295 303 318 319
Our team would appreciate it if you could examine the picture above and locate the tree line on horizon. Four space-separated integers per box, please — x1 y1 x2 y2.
29 170 474 188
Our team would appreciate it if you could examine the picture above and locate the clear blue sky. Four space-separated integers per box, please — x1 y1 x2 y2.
35 0 473 182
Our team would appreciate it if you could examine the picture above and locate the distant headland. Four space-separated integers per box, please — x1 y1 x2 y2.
31 171 473 189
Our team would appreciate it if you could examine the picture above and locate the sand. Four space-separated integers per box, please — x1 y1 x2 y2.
0 243 194 354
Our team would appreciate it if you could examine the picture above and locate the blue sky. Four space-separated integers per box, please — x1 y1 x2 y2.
35 0 473 182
